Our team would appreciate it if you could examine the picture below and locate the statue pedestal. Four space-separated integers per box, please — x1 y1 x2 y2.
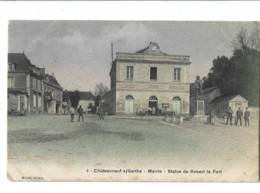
194 95 205 117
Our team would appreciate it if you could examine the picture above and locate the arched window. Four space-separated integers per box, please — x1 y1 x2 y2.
173 96 181 101
125 95 134 100
149 96 158 101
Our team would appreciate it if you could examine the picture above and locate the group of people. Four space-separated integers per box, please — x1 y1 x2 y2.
226 107 250 126
69 106 84 122
69 104 104 122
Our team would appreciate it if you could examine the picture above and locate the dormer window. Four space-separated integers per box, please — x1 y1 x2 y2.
8 63 15 71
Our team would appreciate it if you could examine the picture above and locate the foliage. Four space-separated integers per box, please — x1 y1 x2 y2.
203 27 259 106
70 90 80 108
94 83 109 99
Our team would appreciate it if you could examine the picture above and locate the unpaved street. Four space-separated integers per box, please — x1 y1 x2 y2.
7 113 259 182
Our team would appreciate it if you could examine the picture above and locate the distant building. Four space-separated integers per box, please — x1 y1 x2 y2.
41 72 63 114
8 53 63 115
109 42 191 115
78 92 95 113
190 84 248 118
8 53 43 114
209 94 248 118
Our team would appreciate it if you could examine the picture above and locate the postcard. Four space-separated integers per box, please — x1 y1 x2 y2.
6 19 260 182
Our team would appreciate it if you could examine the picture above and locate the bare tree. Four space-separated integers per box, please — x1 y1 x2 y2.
94 83 109 99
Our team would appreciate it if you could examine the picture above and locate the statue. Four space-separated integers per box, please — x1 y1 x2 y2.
195 75 203 96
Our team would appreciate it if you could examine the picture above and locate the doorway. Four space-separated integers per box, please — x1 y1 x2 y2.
125 95 134 115
173 96 181 115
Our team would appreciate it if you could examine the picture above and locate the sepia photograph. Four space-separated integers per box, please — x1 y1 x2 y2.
6 20 259 182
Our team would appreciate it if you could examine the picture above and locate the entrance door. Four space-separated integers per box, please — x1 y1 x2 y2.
173 96 181 115
20 96 24 112
125 95 134 115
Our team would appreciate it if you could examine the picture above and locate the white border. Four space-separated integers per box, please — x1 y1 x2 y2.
0 1 259 193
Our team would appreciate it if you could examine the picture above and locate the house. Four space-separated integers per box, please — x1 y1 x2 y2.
41 71 63 114
109 42 191 115
209 94 248 118
8 53 44 114
78 92 95 113
8 53 63 115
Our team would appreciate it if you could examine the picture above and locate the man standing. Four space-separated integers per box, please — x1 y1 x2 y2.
236 107 243 126
244 107 250 127
78 105 84 122
69 107 75 122
98 103 104 120
226 107 233 125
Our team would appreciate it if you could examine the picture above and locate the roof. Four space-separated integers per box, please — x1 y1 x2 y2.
8 53 33 71
136 42 168 56
190 84 219 96
210 94 248 104
79 92 94 100
42 74 61 87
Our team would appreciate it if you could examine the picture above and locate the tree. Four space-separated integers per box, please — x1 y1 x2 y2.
94 83 109 99
70 90 80 108
203 27 259 106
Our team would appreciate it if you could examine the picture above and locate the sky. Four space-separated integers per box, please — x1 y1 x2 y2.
8 21 257 92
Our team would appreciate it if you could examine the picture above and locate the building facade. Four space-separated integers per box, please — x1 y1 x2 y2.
77 92 95 113
42 73 63 114
8 53 43 114
109 42 191 115
8 53 63 115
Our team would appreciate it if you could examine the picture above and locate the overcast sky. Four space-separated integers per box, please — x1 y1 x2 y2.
8 21 256 92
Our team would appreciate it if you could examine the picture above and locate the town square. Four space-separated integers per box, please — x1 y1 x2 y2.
6 21 259 182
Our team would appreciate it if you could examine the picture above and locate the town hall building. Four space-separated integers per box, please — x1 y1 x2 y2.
108 42 191 116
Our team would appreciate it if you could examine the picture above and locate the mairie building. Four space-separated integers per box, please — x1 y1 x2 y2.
108 42 191 115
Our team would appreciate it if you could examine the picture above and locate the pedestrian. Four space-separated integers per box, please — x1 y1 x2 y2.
244 107 250 127
210 109 215 125
236 107 243 126
98 103 104 120
78 105 84 122
69 107 75 122
226 107 233 125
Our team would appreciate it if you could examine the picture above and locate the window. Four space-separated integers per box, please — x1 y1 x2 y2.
32 78 37 90
33 94 37 107
8 76 14 88
150 67 157 80
38 95 42 107
8 63 15 71
174 68 181 81
37 79 41 91
126 66 133 80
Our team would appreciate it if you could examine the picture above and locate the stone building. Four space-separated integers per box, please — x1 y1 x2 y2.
8 53 63 115
109 42 191 115
209 94 248 118
8 53 43 114
77 92 95 113
41 72 63 114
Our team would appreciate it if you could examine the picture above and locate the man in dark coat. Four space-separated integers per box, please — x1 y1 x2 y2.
78 105 84 122
244 107 250 127
236 107 243 126
98 103 104 120
226 107 233 125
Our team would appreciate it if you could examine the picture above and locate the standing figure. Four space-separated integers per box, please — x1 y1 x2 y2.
69 107 75 122
195 75 203 96
78 105 84 122
236 107 243 126
98 103 104 120
244 107 250 127
152 106 156 115
226 107 233 125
